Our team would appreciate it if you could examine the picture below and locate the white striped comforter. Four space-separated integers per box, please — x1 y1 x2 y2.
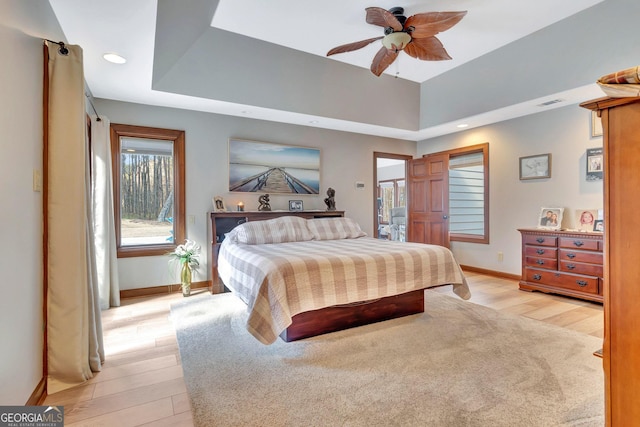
218 237 470 344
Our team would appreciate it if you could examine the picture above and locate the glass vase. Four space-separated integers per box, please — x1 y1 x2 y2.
181 261 192 297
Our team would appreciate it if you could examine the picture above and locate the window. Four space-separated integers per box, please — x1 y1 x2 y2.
378 178 405 224
110 124 185 257
448 143 489 244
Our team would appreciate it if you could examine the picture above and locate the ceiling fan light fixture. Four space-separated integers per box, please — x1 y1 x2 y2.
382 32 411 50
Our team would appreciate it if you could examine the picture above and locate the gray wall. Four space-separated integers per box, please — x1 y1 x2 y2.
0 0 66 405
96 99 416 290
153 0 421 131
418 103 603 275
419 0 639 128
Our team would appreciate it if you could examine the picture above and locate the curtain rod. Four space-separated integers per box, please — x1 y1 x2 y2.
85 93 102 122
44 39 68 56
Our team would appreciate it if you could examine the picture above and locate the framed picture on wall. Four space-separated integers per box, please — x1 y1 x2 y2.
591 110 603 138
520 154 551 180
228 138 320 194
586 147 603 181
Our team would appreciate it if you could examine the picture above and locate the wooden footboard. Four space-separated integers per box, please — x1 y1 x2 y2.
280 289 425 342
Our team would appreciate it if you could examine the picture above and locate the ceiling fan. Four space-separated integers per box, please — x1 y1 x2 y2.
327 7 467 77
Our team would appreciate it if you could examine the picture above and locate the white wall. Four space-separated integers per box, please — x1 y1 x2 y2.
95 99 416 290
418 103 603 275
0 0 66 404
377 164 406 182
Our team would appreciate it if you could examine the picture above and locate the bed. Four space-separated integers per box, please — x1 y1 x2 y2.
217 215 470 344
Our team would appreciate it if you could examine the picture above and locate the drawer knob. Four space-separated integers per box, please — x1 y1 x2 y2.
576 280 588 287
536 259 545 265
536 238 545 243
566 253 576 259
567 264 576 270
573 240 584 247
533 274 542 280
536 249 545 255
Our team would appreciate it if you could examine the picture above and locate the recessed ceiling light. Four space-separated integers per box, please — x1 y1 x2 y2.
456 123 469 128
103 53 126 64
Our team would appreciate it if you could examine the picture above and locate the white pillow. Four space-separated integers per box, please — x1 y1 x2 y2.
226 216 314 245
307 217 367 240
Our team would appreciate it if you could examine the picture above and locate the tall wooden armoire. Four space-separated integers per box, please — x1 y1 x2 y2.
581 97 640 425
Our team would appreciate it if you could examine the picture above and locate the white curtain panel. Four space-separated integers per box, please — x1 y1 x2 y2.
90 116 120 309
45 42 104 394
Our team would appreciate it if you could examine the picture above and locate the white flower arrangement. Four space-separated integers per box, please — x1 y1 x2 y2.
167 239 201 269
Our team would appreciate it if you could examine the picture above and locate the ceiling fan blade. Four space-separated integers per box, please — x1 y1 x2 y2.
404 36 452 61
365 7 403 32
370 46 399 76
326 36 383 56
404 11 467 39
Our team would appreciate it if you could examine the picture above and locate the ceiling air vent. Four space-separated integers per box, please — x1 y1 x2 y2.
537 99 565 107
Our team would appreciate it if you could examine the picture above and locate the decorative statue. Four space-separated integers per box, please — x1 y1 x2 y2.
324 187 336 211
258 193 271 211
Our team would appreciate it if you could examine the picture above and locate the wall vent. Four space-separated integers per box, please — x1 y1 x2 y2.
537 99 565 107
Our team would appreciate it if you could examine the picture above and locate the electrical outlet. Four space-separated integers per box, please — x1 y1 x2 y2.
497 251 504 262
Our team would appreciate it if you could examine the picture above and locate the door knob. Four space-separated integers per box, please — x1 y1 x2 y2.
443 215 448 219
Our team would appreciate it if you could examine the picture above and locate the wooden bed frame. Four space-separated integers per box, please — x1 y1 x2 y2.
280 289 425 342
209 210 426 342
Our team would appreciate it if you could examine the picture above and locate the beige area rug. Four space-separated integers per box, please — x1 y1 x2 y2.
170 291 604 427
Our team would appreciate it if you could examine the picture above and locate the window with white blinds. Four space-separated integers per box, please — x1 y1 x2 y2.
449 151 486 239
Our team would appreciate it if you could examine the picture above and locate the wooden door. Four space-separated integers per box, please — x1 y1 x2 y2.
407 153 450 247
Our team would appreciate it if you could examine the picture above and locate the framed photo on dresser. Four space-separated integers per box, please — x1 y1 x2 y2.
537 207 563 230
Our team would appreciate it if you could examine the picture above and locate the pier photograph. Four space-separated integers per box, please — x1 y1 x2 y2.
229 139 320 194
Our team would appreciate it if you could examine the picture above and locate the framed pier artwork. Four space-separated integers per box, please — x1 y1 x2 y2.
228 138 321 194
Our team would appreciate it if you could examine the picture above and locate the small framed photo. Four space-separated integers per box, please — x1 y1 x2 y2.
538 207 563 230
576 209 598 232
289 200 303 212
586 147 603 181
520 154 551 180
213 196 226 212
593 219 604 233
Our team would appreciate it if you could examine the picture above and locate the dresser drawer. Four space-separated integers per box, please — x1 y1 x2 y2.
559 237 600 251
523 235 557 247
559 249 603 264
525 246 558 259
560 260 603 277
525 269 599 295
525 256 558 270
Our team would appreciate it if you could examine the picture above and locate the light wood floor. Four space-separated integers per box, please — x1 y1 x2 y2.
43 271 603 426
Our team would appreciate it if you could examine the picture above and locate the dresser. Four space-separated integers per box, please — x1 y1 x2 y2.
208 210 344 293
581 96 640 425
518 229 603 303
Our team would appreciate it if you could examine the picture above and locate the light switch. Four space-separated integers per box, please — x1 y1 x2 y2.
188 215 195 224
33 170 42 192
